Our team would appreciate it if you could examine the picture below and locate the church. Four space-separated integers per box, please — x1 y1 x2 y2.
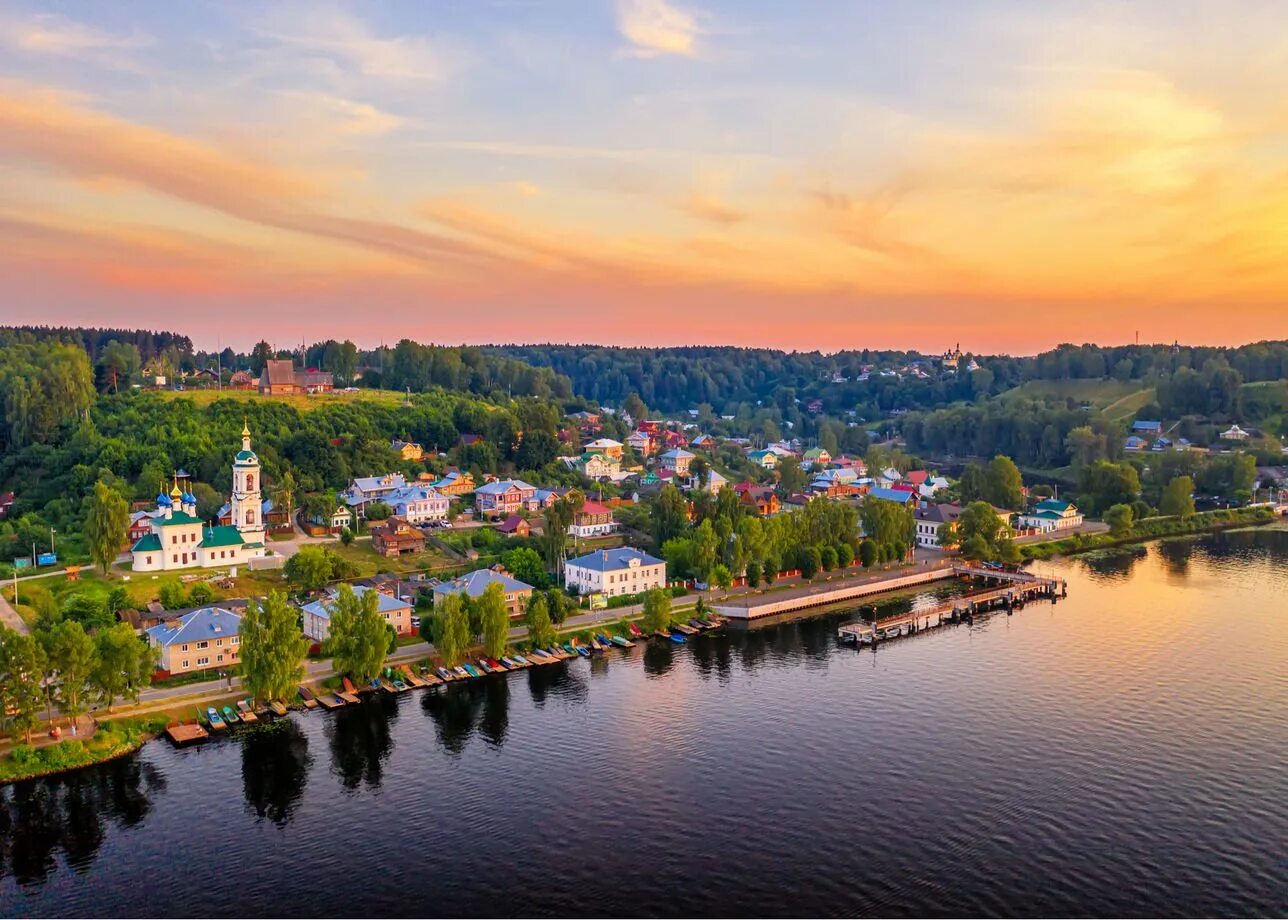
130 423 268 573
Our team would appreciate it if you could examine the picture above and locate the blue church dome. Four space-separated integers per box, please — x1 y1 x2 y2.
182 492 196 504
157 492 172 506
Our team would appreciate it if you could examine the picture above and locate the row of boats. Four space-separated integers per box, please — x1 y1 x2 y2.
202 616 726 726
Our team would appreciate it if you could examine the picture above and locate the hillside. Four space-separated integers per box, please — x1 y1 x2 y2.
997 379 1156 423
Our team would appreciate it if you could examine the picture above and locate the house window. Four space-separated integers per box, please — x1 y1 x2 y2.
146 556 152 565
196 656 209 666
172 554 178 563
216 638 223 647
197 641 209 649
231 636 239 645
182 660 189 669
181 644 189 652
247 509 255 525
217 655 224 663
171 535 177 545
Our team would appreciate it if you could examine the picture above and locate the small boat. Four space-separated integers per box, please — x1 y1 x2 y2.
511 654 531 667
207 707 226 730
436 667 455 681
672 623 699 636
668 632 686 644
487 658 509 671
595 632 614 646
463 664 482 678
237 699 259 722
610 635 633 648
590 637 605 651
221 705 240 725
689 618 711 630
269 700 288 717
628 623 644 638
562 642 577 656
297 686 318 709
883 628 901 640
576 644 591 657
454 665 471 679
391 678 408 692
342 677 360 695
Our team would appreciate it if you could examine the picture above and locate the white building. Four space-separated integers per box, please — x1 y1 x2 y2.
1019 499 1084 533
130 424 267 573
384 486 450 524
564 547 666 598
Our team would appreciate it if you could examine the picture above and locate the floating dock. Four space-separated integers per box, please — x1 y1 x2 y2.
165 723 209 746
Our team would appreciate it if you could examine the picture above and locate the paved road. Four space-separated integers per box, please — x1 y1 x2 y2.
0 589 28 634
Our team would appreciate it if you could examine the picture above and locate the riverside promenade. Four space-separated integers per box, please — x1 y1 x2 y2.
713 558 957 619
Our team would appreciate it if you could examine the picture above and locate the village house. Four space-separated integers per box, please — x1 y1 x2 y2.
310 500 353 533
583 438 624 460
227 370 256 390
913 503 971 549
1221 424 1250 441
569 500 615 537
747 448 778 469
573 452 620 480
371 517 426 557
689 433 717 451
131 426 267 573
343 473 408 516
497 514 531 537
145 606 242 677
301 585 413 642
1132 420 1163 436
383 485 449 524
1019 499 1084 533
433 568 534 618
688 468 727 493
626 431 655 456
567 410 602 433
802 447 831 469
564 547 666 598
735 483 781 516
258 360 334 396
865 486 920 508
391 439 425 461
474 479 539 516
659 448 695 476
432 469 475 496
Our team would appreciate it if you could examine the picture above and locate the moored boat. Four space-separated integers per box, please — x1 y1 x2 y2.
269 700 288 717
611 635 633 648
297 686 318 709
221 705 240 725
668 632 686 643
207 707 226 730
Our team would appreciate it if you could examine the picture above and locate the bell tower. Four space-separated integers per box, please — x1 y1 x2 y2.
231 419 265 546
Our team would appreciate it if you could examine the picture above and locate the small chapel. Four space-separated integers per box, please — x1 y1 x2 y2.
130 422 268 572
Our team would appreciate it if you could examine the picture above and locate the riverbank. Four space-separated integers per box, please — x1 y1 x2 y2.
0 714 169 785
1020 506 1280 560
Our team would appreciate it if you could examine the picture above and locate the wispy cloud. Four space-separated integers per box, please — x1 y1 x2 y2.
0 12 151 69
253 7 449 82
617 0 701 58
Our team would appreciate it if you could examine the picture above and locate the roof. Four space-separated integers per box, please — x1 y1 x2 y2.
566 546 663 572
867 487 918 504
1035 498 1073 513
350 473 407 494
578 500 613 516
200 525 246 548
915 503 964 525
660 448 694 460
302 585 412 621
1132 420 1162 431
1026 510 1065 521
497 514 529 533
132 533 162 552
433 568 534 598
475 478 536 495
585 438 623 449
155 511 205 527
903 470 930 485
146 606 242 647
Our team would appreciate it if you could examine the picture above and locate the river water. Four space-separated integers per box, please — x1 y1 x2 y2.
2 529 1286 917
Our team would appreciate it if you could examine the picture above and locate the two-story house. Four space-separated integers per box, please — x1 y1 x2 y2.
145 606 242 677
564 547 666 598
474 479 539 516
432 568 534 618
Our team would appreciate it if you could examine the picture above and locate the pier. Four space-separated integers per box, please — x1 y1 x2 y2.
837 565 1066 644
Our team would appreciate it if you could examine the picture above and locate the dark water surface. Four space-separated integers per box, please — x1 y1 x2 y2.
3 530 1286 917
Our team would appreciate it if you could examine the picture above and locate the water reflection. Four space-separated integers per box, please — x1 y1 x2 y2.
0 757 164 885
688 634 733 682
478 678 509 748
241 720 311 826
1077 545 1148 581
642 638 676 677
326 693 398 791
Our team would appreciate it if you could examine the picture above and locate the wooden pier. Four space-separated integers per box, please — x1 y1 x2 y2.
837 567 1066 645
165 723 209 746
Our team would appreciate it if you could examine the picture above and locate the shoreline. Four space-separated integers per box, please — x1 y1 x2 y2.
1020 506 1280 560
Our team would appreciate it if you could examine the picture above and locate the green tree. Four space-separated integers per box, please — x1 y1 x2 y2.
274 469 297 529
284 545 334 590
504 546 548 588
364 501 392 521
859 539 877 567
45 619 97 729
984 455 1025 510
433 593 472 666
327 585 389 682
0 627 46 742
819 544 837 571
958 463 988 503
84 480 129 575
524 593 556 649
776 456 806 495
1078 460 1141 515
744 559 762 588
157 581 187 611
240 591 309 704
1160 476 1196 518
800 545 821 579
188 582 214 605
710 563 733 593
641 586 673 633
340 527 354 546
544 588 571 626
1104 503 1135 537
93 623 155 711
651 484 689 546
478 582 511 659
836 542 855 568
96 340 142 393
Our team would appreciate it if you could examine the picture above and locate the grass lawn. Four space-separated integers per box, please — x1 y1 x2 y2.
325 541 457 577
157 387 408 412
999 378 1155 419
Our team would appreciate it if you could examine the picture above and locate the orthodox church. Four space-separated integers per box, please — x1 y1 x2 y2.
130 423 268 572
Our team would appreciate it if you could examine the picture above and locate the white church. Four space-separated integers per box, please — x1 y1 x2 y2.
130 422 268 573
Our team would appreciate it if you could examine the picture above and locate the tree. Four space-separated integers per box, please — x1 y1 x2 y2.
819 544 837 571
544 589 571 626
1078 460 1141 515
710 563 732 593
524 594 556 649
689 456 710 490
984 455 1025 510
503 546 548 588
651 485 688 546
284 545 334 591
859 539 877 567
45 619 97 729
96 340 141 393
250 340 273 375
744 559 762 588
622 393 647 423
93 623 155 711
836 542 855 568
777 456 806 495
801 545 821 579
477 582 511 659
0 627 45 742
1160 476 1196 519
433 593 471 666
240 591 309 704
274 469 297 529
641 586 673 633
958 463 988 503
364 501 392 521
327 585 388 682
188 582 214 605
158 581 187 611
84 480 129 574
340 527 354 546
1104 503 1135 537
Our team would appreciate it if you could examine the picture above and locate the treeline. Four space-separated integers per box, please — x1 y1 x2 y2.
0 326 192 363
901 401 1122 469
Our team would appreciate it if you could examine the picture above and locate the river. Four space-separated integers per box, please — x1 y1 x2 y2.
2 528 1286 917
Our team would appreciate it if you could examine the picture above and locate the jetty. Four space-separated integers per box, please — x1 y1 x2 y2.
165 723 209 746
837 566 1066 644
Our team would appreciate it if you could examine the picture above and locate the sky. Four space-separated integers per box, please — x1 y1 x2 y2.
1 0 1286 354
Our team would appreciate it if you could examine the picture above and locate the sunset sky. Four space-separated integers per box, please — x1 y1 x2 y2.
2 1 1286 353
